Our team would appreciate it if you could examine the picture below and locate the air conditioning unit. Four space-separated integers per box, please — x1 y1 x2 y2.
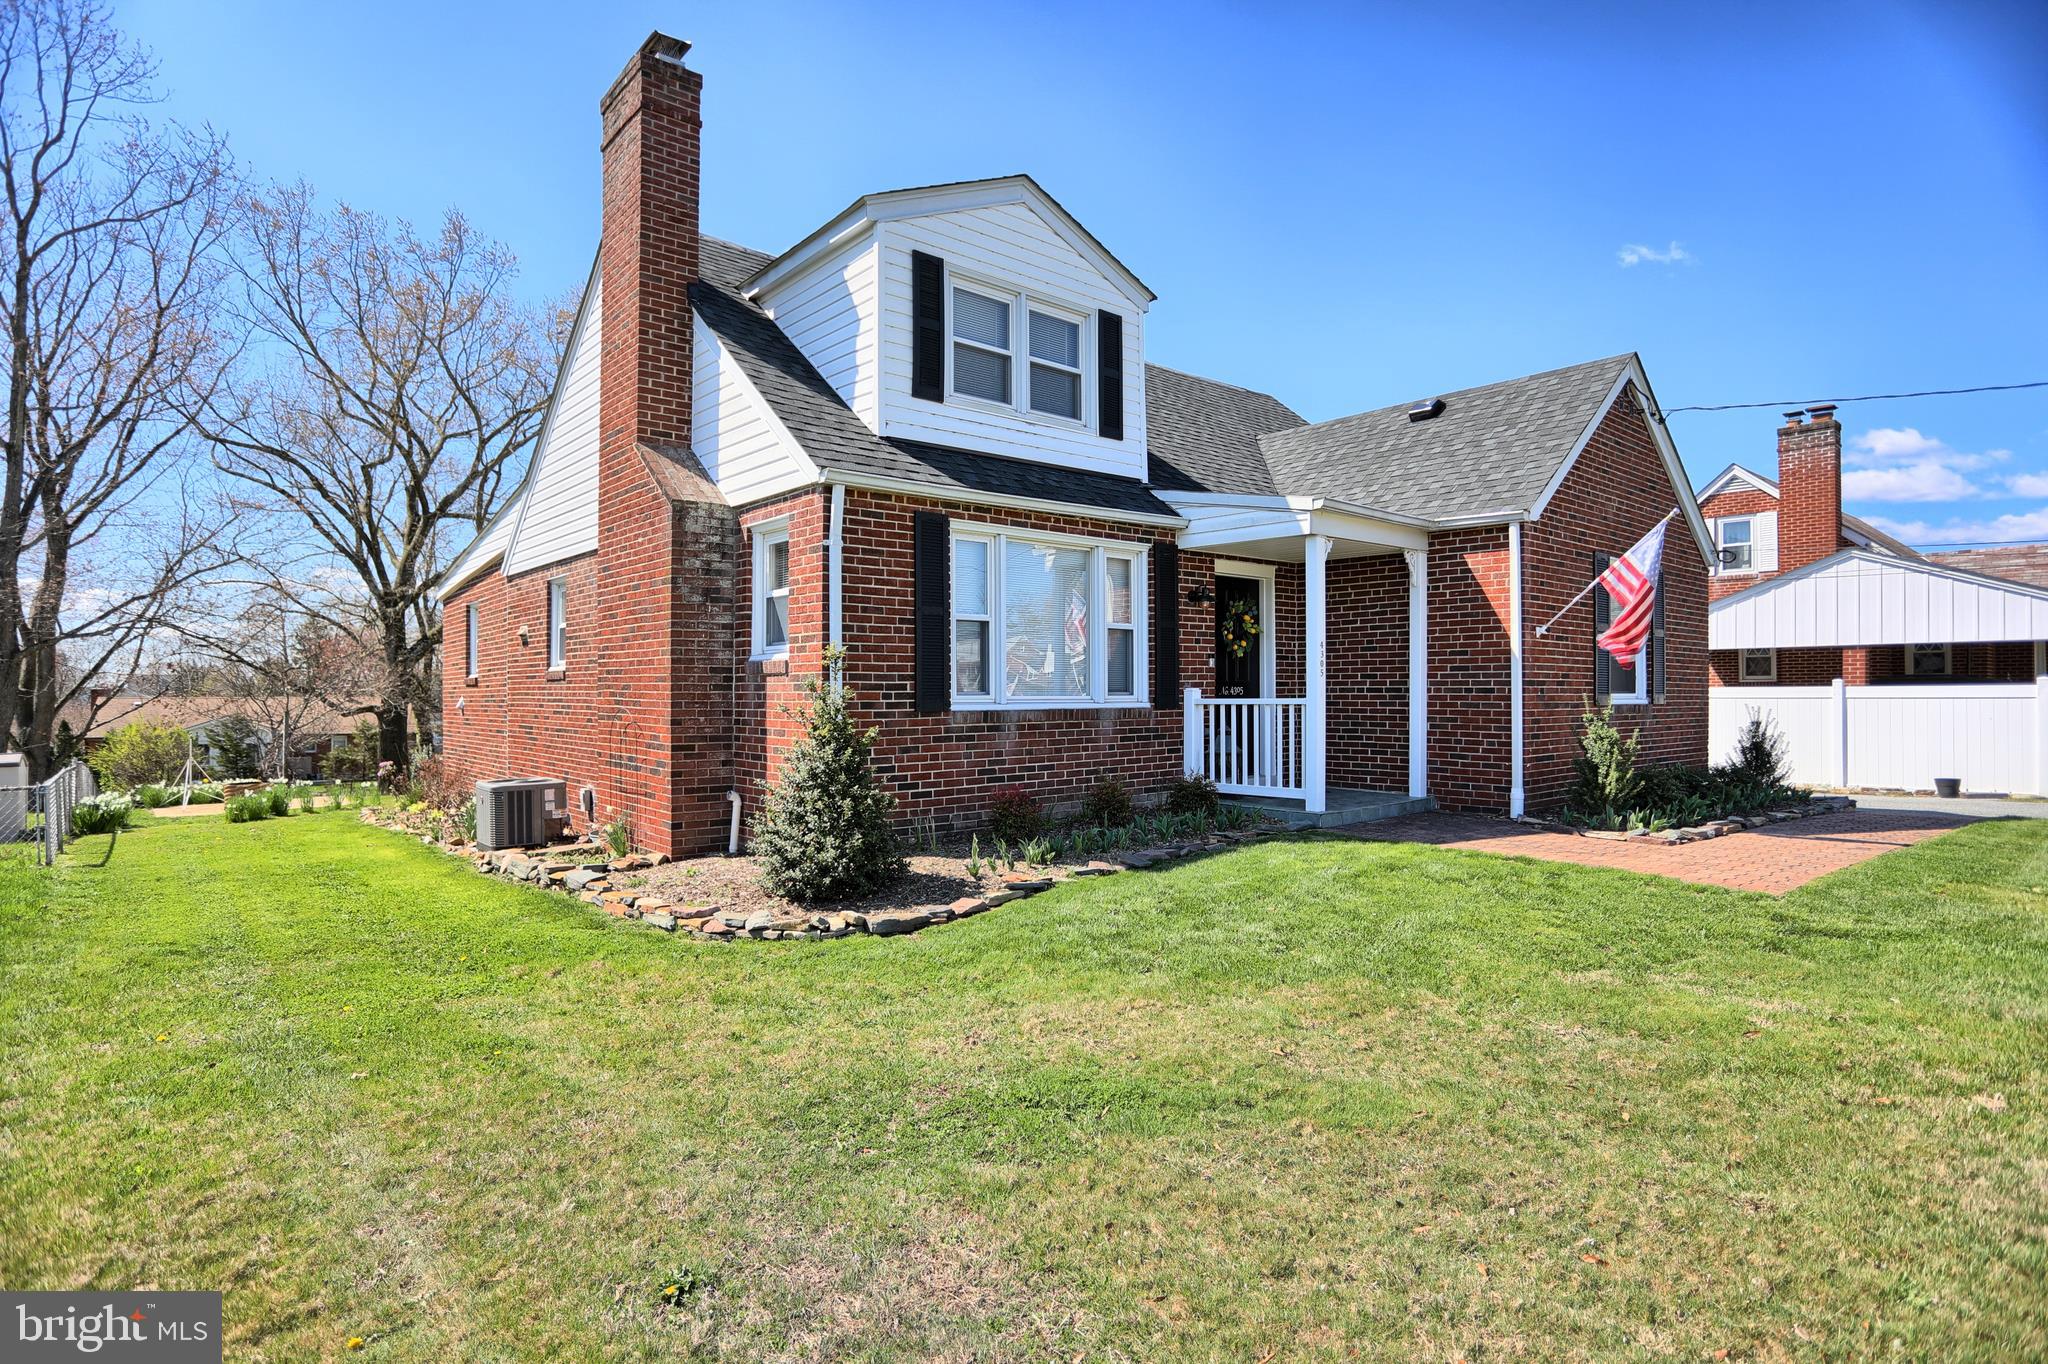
474 777 566 851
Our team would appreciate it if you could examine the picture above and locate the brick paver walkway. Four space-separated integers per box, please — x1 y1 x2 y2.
1335 808 1977 895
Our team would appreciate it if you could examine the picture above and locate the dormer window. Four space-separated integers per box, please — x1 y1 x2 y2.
949 276 1089 425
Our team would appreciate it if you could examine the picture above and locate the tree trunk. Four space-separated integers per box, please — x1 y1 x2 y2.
378 608 411 773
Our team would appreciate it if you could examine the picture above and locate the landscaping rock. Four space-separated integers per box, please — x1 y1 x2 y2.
980 888 1025 907
868 912 929 936
1073 861 1122 876
1000 874 1054 891
947 896 982 914
642 911 676 932
1113 851 1160 868
699 919 735 938
563 868 606 892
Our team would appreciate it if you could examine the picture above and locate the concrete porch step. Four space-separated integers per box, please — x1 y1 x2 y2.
1223 787 1435 830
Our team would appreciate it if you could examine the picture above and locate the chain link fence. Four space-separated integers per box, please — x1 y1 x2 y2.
0 761 98 865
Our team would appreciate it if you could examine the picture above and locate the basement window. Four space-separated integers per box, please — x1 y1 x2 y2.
752 523 791 659
1741 647 1776 682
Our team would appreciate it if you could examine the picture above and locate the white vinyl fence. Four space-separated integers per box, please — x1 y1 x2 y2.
1711 680 2048 796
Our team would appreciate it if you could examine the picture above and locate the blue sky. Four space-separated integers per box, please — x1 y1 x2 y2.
122 0 2047 547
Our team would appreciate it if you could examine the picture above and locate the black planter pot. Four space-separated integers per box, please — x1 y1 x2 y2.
1933 777 1961 799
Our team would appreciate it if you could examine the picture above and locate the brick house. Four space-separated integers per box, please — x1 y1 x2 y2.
435 33 1717 857
1699 410 2048 688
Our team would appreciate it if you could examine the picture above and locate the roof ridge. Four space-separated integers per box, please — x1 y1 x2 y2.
1146 361 1301 411
1283 352 1637 437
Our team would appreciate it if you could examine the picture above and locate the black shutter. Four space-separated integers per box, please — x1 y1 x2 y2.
913 511 950 713
1097 311 1124 440
1592 552 1612 704
1651 584 1668 703
911 251 945 403
1152 541 1180 709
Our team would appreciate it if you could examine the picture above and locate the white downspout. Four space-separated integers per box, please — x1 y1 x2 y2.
1508 521 1526 818
827 483 846 685
727 789 742 855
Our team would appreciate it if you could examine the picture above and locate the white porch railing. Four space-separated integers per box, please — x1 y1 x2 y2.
1184 689 1307 798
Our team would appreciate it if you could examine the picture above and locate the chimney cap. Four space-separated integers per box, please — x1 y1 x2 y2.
1805 403 1838 421
1781 410 1806 425
640 31 692 63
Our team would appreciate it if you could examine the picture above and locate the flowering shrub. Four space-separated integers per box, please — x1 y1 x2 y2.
71 793 132 835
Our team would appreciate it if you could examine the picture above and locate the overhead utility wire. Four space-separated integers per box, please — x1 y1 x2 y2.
1652 379 2048 423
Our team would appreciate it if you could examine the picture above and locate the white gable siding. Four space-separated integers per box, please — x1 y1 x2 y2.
757 237 879 427
873 204 1148 481
437 498 519 601
691 316 816 506
1710 551 2048 649
505 275 603 576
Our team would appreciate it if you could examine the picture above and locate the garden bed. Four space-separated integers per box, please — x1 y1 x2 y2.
364 807 1282 942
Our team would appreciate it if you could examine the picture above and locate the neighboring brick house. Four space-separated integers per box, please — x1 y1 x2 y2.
1699 411 2048 688
434 33 1717 856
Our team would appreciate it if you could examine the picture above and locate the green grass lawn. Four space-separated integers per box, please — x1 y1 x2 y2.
1 813 2043 1361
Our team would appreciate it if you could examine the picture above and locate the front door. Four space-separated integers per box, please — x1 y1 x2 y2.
1214 576 1263 699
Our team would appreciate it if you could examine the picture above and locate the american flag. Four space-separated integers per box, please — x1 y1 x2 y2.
1596 516 1670 662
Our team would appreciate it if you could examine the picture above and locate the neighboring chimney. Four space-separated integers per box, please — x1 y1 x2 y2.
1776 403 1842 572
598 32 702 458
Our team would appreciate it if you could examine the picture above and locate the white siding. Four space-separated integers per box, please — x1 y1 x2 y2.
505 275 603 576
691 316 816 507
436 499 519 601
757 236 880 427
1711 551 2048 649
874 205 1148 480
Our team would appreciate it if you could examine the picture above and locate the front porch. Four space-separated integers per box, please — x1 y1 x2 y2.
1172 495 1440 816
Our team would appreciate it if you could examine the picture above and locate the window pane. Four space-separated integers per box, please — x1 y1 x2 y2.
954 539 989 615
765 594 787 648
955 619 989 695
1106 557 1133 624
1107 629 1134 695
952 288 1010 349
1610 649 1637 695
766 538 788 591
1004 540 1090 699
954 343 1010 402
1029 362 1081 419
1722 520 1751 544
1743 649 1772 679
1028 310 1079 367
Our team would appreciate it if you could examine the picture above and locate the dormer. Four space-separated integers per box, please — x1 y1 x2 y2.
746 176 1154 482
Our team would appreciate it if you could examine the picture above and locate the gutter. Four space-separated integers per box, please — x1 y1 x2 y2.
1508 521 1525 819
820 469 1187 530
827 484 846 684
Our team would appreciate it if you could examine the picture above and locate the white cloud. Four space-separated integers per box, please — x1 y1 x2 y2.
1617 241 1693 267
2004 472 2048 497
1866 506 2048 546
1842 462 1979 502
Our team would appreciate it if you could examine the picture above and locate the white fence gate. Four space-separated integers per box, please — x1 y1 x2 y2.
1711 680 2048 796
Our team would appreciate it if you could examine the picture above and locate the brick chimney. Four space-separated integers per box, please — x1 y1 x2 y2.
598 32 702 458
1776 403 1842 571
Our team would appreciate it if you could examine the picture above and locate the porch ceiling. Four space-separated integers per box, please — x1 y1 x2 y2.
1165 494 1429 559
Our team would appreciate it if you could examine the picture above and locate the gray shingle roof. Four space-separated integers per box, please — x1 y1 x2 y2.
695 237 1178 520
1257 354 1637 521
1144 365 1304 496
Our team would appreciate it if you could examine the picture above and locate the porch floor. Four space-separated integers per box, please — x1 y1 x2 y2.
1225 787 1433 830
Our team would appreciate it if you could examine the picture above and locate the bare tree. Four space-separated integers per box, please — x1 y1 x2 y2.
0 0 238 775
198 187 560 767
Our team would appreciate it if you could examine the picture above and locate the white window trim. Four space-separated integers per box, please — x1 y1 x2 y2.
750 519 792 660
1741 647 1776 682
465 603 479 679
546 577 567 671
944 268 1093 432
1905 642 1952 677
948 521 1147 711
1715 515 1757 575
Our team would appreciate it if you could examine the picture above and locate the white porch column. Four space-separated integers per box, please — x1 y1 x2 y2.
1183 687 1204 783
2034 670 2047 798
1404 546 1429 799
1304 533 1330 814
1508 523 1525 818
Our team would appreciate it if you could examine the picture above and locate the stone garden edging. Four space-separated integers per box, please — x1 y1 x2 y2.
435 823 1280 943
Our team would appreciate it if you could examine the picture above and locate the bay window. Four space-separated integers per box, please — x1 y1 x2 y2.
950 527 1145 708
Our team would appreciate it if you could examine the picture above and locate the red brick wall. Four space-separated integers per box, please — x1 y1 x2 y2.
1424 526 1516 810
818 489 1213 831
1326 552 1411 794
1521 388 1709 810
1713 642 2042 687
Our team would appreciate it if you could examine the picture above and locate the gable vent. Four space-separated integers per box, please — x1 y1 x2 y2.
1407 397 1446 422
